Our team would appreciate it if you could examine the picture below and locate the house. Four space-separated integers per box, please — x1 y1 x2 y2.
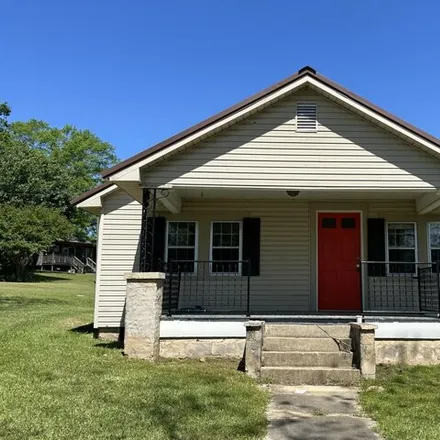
36 240 97 273
72 66 440 378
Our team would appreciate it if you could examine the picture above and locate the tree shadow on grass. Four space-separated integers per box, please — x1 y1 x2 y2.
0 272 71 283
148 387 266 439
32 273 71 283
0 296 65 310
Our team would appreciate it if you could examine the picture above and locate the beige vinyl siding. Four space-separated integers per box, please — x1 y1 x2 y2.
97 190 142 327
165 200 311 312
94 193 440 326
142 88 440 189
367 201 417 217
93 213 104 328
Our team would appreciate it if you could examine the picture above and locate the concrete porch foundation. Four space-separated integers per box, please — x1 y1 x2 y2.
160 338 245 358
95 316 440 368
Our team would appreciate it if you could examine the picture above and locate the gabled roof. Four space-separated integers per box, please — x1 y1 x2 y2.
102 65 440 179
70 181 115 207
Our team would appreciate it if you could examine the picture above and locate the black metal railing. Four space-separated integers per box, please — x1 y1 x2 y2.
360 261 440 315
161 260 251 316
419 264 440 313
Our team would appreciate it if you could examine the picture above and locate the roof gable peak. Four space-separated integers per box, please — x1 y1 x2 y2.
101 66 440 180
298 65 317 75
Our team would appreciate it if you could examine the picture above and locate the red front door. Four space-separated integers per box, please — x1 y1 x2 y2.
318 212 361 311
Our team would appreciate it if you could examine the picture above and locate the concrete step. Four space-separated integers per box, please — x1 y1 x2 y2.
262 351 353 368
261 366 360 386
263 337 352 353
265 324 351 339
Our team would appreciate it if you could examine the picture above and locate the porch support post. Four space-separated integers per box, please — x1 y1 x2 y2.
124 272 165 361
139 188 158 272
244 320 265 379
350 323 378 379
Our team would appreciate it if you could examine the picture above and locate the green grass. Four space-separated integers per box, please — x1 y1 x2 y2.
0 273 268 440
360 364 440 440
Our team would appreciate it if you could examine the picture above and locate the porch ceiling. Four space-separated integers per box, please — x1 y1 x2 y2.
172 187 433 201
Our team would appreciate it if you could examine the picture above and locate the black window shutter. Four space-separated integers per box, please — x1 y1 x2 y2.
367 218 386 276
242 218 260 276
146 216 166 271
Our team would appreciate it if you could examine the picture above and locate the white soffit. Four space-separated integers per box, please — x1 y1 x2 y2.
76 184 118 209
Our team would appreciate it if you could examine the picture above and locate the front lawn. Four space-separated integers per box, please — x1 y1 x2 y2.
0 273 268 440
360 365 440 440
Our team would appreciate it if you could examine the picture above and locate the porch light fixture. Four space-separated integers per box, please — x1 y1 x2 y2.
286 190 300 198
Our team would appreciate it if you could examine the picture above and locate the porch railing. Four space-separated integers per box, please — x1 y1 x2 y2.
72 256 85 273
38 254 73 265
86 257 97 272
360 261 440 315
161 260 251 316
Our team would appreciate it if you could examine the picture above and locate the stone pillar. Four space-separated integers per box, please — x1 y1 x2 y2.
244 321 265 379
124 272 165 361
350 323 378 379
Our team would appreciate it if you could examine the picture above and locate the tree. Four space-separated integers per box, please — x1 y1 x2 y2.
0 118 75 280
0 204 73 281
0 102 10 127
9 120 118 239
0 103 11 144
0 102 117 279
10 120 117 194
0 140 71 210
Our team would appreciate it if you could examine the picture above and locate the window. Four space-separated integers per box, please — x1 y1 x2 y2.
211 222 241 273
296 102 317 132
166 222 197 273
341 217 356 229
428 223 440 271
322 217 336 228
387 223 417 273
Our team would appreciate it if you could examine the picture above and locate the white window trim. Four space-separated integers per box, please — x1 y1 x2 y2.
165 220 199 274
385 221 418 274
209 221 243 275
427 222 440 264
296 101 318 133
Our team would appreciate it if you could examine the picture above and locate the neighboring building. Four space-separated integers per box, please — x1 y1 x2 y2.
72 66 440 367
36 240 96 273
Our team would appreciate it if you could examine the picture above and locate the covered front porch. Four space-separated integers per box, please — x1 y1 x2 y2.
159 260 440 318
131 185 440 319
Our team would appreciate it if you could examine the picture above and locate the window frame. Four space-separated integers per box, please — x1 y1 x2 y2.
165 220 198 274
296 101 318 133
427 222 440 266
385 221 418 274
209 221 243 275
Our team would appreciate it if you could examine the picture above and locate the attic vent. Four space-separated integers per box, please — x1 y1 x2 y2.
296 102 317 132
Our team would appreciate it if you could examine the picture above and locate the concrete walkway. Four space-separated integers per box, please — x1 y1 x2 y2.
265 385 382 440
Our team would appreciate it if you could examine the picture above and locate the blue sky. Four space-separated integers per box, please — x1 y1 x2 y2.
2 1 439 160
